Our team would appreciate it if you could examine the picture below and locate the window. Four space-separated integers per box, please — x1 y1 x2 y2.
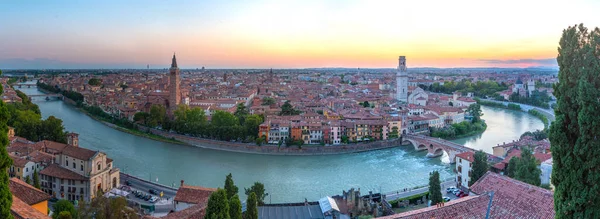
66 160 69 166
73 163 76 169
97 162 101 171
17 168 20 172
81 165 83 171
25 167 28 172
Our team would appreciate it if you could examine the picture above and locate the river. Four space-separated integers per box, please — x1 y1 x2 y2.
17 87 544 203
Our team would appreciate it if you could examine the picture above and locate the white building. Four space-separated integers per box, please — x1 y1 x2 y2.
540 158 553 186
408 87 428 106
455 152 474 189
396 56 408 103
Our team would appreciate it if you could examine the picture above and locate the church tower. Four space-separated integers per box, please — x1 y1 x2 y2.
169 53 181 113
396 56 408 103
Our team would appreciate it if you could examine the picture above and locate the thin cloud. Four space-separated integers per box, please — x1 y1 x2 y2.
477 58 557 66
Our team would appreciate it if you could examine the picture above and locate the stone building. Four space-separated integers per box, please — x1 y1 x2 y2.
39 134 120 202
396 56 408 103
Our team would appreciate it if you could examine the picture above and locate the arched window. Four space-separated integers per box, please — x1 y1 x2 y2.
97 162 101 171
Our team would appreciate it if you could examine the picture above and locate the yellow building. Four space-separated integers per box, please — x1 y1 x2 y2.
9 177 51 216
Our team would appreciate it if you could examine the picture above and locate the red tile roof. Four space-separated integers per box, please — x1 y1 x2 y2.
378 194 490 219
470 172 555 218
39 164 88 181
9 154 32 168
9 178 51 205
144 203 208 219
455 151 475 163
11 195 51 219
174 184 217 204
62 145 98 160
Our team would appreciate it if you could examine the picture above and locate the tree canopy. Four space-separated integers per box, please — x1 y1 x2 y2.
205 188 230 219
261 97 275 106
467 103 483 123
245 182 267 205
53 200 77 219
428 171 443 205
224 173 239 200
0 70 13 219
469 150 488 186
514 147 541 186
229 194 242 219
550 24 600 217
87 78 102 86
279 101 301 116
245 192 259 219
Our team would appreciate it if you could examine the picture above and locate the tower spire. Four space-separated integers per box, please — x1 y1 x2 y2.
171 53 178 68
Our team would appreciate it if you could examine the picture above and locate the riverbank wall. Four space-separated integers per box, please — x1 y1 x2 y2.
136 124 403 155
477 99 554 127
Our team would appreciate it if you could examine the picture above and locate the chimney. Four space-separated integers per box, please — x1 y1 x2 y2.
180 180 184 187
67 133 79 147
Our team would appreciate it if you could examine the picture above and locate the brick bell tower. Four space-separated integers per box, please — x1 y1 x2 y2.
169 53 181 113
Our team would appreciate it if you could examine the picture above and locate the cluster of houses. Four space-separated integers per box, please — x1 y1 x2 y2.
7 127 120 203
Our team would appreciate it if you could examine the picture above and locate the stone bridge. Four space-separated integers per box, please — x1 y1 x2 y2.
402 134 475 164
15 83 37 88
27 93 63 101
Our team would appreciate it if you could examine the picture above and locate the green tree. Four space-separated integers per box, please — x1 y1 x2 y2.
389 127 399 139
211 111 242 141
33 169 40 189
58 211 72 219
279 100 300 116
53 200 77 219
428 171 443 205
25 175 31 184
40 116 67 143
224 173 239 200
149 105 166 128
469 150 488 186
229 194 242 219
205 188 230 219
81 194 138 219
245 192 258 219
133 112 150 125
507 156 518 178
362 101 370 108
87 78 102 86
550 24 600 218
244 182 267 205
244 115 263 138
261 97 275 106
467 103 483 123
514 147 541 186
0 70 13 219
234 103 249 125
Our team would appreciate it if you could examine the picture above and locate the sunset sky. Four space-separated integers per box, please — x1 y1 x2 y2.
2 0 599 69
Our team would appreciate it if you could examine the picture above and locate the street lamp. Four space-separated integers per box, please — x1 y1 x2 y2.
265 193 271 204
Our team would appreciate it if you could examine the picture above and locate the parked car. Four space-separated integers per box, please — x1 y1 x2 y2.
149 196 158 203
125 180 132 186
149 189 158 195
446 187 457 193
443 197 451 202
458 193 469 198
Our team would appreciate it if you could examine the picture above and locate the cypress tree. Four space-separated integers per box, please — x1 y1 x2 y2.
469 150 488 186
229 194 242 219
33 169 40 189
0 68 13 219
507 156 518 178
550 24 600 218
205 188 230 219
245 192 258 219
428 171 443 205
224 173 238 200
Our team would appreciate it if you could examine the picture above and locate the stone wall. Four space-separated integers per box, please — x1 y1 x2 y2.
137 125 402 156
